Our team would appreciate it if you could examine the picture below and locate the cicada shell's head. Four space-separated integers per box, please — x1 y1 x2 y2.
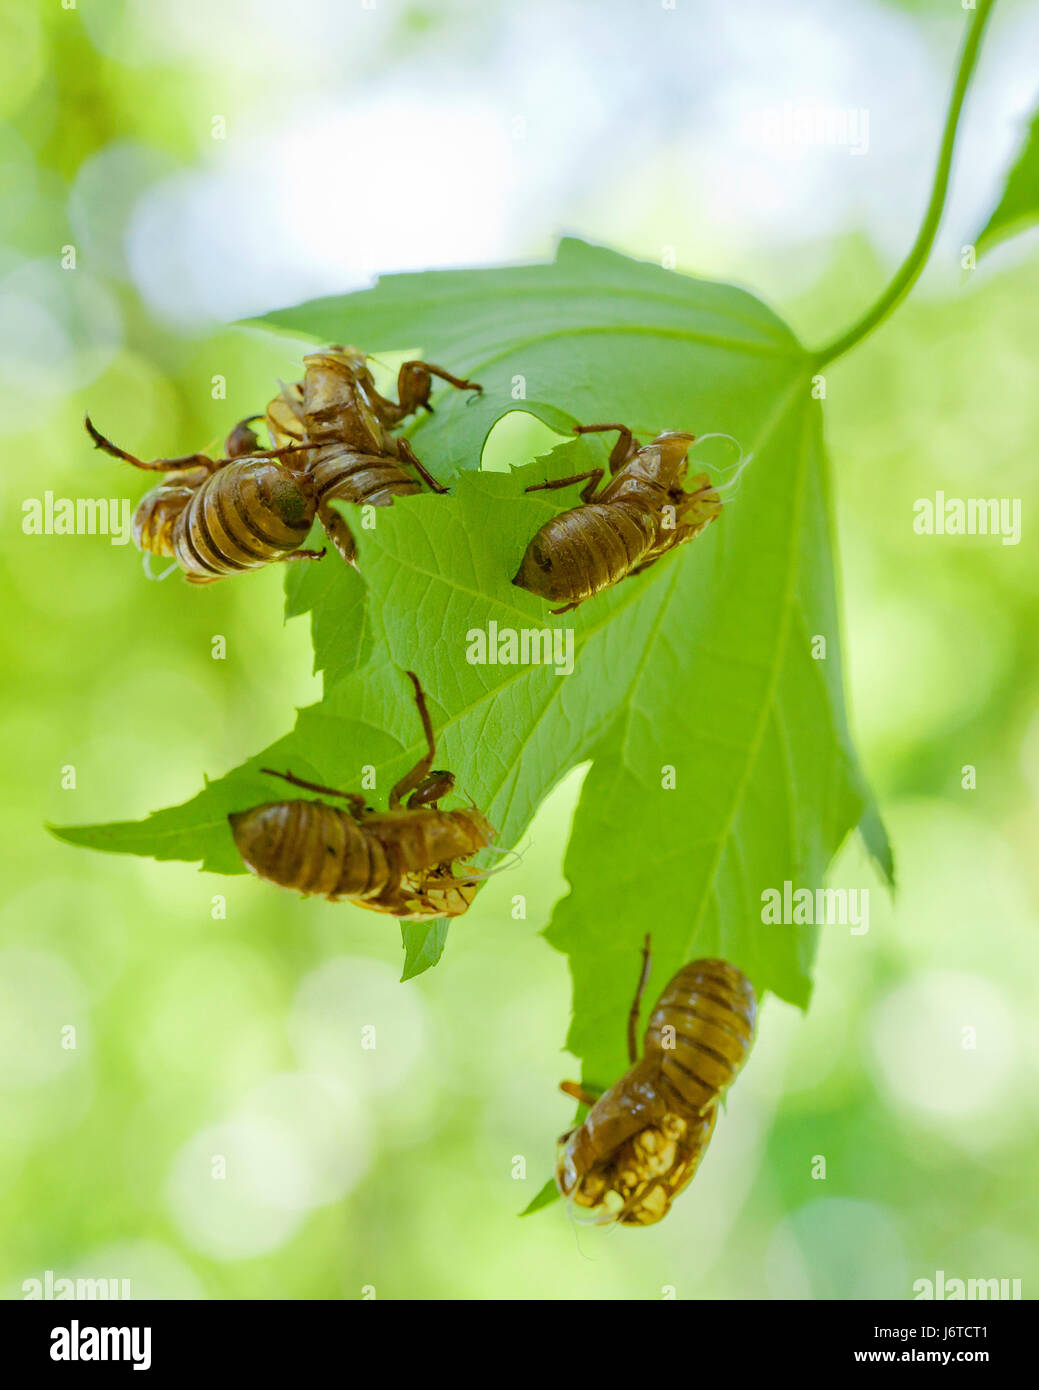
555 1097 719 1227
265 385 306 447
321 344 370 377
554 1124 594 1202
402 804 496 873
132 471 208 556
648 430 697 487
300 347 382 450
674 473 723 540
457 805 497 853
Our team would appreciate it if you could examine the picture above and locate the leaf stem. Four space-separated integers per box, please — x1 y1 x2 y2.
813 0 996 368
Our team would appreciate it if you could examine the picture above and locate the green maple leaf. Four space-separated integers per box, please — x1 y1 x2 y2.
52 239 888 1084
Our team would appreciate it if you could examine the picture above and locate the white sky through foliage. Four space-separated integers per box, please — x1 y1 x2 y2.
104 0 1039 327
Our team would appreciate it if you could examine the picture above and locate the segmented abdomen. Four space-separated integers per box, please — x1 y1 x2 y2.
645 958 757 1113
515 496 658 607
171 460 315 583
229 800 390 899
308 444 421 565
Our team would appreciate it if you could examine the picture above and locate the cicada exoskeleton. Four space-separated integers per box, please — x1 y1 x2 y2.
555 941 756 1226
84 416 322 585
513 423 722 613
229 671 496 920
264 345 482 566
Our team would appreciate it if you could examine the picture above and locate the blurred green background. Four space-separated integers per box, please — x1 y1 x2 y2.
2 0 1037 1299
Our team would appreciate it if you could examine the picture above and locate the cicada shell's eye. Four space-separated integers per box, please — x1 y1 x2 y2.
318 344 367 375
554 1137 581 1197
652 430 696 478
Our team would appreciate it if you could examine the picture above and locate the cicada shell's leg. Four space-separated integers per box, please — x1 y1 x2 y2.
364 359 482 426
85 417 218 473
524 467 605 504
572 422 639 472
628 556 665 578
559 1081 603 1108
611 1171 670 1227
404 360 483 395
86 417 315 475
258 767 368 818
388 672 438 810
223 441 314 471
406 770 456 810
395 360 483 416
627 934 652 1064
223 416 265 458
274 547 326 564
397 437 448 494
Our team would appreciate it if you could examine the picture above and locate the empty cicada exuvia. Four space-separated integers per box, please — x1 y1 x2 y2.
229 671 497 921
84 415 322 585
513 423 723 613
85 346 480 582
263 344 482 567
555 941 756 1226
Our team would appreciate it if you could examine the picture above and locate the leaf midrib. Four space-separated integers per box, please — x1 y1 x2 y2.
675 390 812 961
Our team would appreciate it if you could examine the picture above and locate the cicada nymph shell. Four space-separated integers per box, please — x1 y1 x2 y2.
84 416 321 584
263 345 481 567
85 346 480 581
514 423 722 613
556 953 756 1226
228 672 497 922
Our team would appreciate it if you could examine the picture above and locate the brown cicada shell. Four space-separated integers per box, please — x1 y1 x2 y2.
555 942 756 1226
513 423 722 613
229 671 496 921
84 415 322 585
264 345 481 567
86 345 480 582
